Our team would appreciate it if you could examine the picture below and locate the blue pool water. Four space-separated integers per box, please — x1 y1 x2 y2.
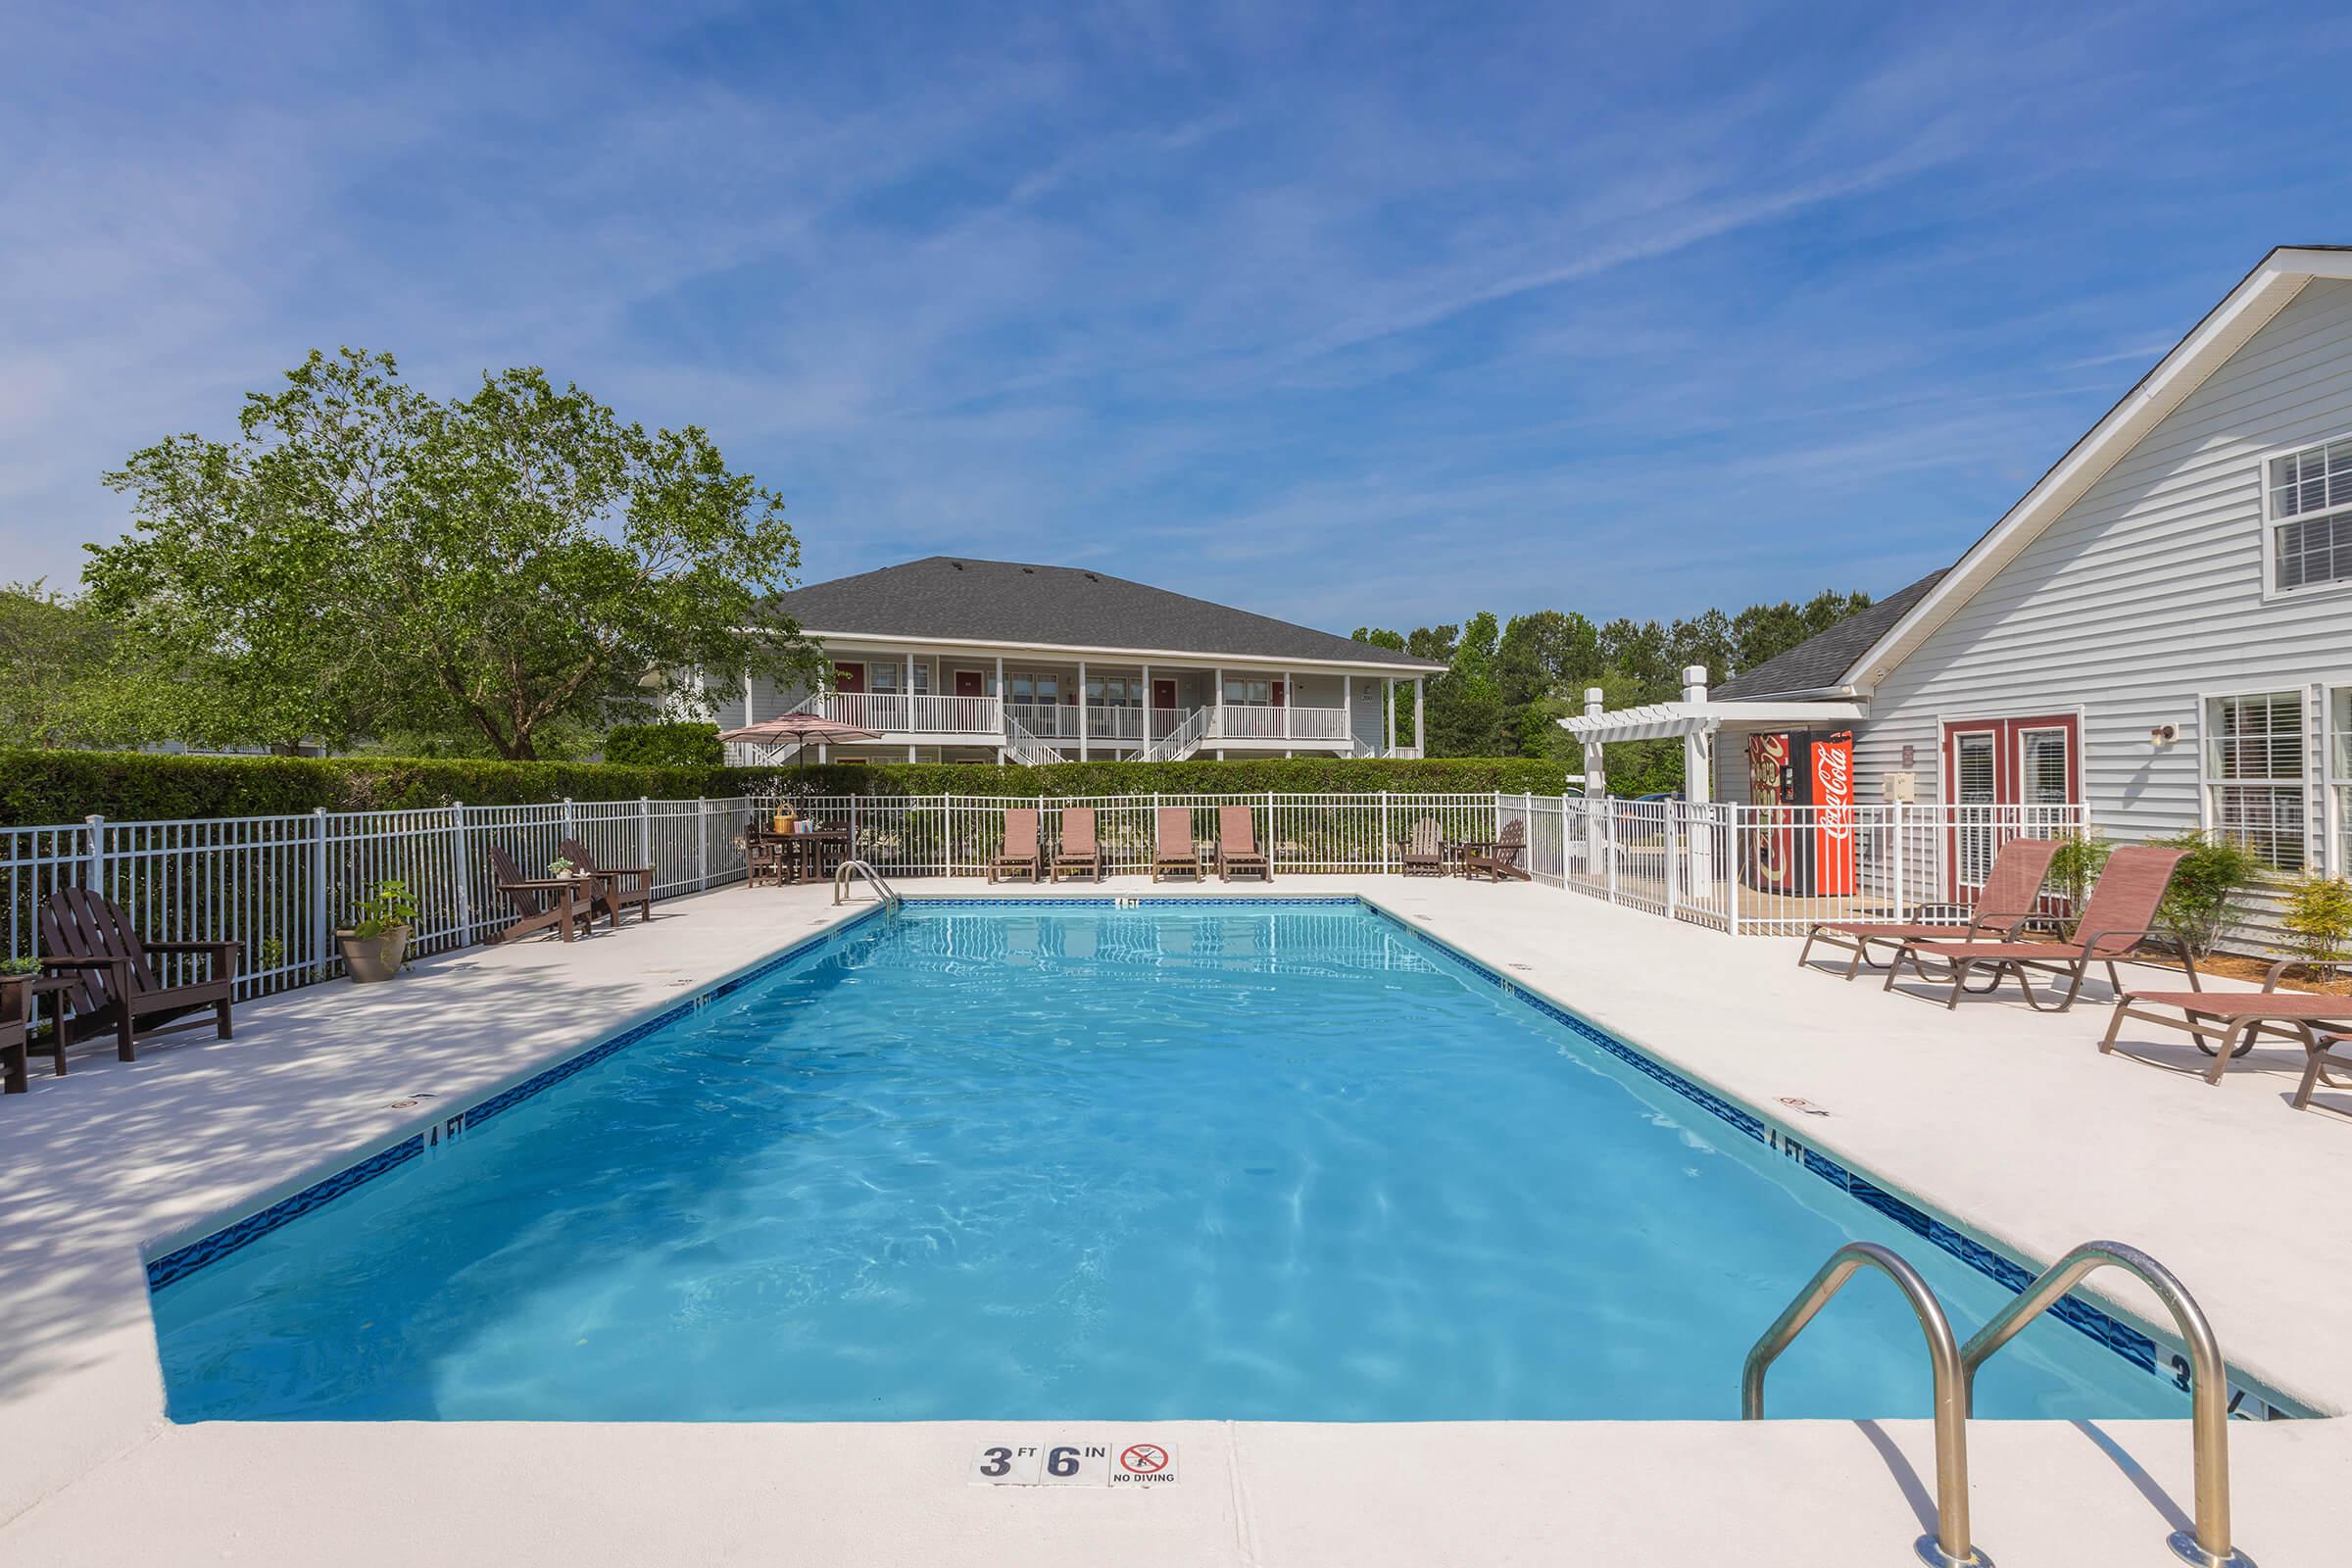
152 902 2187 1422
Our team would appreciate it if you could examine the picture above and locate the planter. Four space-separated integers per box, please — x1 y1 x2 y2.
336 924 411 983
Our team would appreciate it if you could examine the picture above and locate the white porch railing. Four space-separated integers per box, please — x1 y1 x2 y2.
790 691 1003 735
1206 704 1350 742
1143 706 1211 762
1001 709 1066 766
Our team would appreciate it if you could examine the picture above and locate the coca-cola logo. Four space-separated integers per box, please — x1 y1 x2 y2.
1814 744 1853 843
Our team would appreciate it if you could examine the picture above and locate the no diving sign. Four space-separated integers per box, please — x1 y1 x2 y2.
968 1437 1179 1489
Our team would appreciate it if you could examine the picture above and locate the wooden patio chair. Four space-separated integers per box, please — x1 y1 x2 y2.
1883 845 2190 1011
1461 819 1528 882
35 886 240 1063
1215 805 1271 882
988 808 1044 883
486 846 594 944
1152 807 1201 882
1400 815 1446 876
1051 808 1102 883
1799 836 2061 981
2099 957 2352 1101
558 836 655 928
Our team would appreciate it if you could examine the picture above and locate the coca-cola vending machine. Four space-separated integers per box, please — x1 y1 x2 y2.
1742 729 1856 897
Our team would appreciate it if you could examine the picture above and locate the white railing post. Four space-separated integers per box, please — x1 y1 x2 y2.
1381 791 1393 872
638 797 653 875
1889 798 1905 919
697 798 710 891
1602 801 1618 905
849 794 859 861
1665 801 1679 921
310 808 329 978
82 812 106 893
562 795 575 846
451 804 471 940
1726 807 1741 936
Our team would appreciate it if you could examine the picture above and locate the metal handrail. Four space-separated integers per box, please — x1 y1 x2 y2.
1959 1241 2251 1568
1742 1242 1984 1568
832 858 902 909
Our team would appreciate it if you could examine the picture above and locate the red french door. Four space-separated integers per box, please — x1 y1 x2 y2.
954 670 983 698
832 662 865 693
1940 713 2080 898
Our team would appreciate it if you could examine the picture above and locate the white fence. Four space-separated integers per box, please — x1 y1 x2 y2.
0 791 2093 1007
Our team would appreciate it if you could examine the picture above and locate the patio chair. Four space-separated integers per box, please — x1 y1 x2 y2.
1152 807 1201 882
1882 845 2190 1011
1461 819 1528 882
486 846 595 944
2099 957 2352 1100
1798 836 2061 981
1215 805 1271 882
1400 815 1446 876
989 808 1044 883
1052 808 1102 883
35 886 240 1063
558 837 655 928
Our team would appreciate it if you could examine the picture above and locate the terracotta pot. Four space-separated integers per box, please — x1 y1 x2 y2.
336 924 411 983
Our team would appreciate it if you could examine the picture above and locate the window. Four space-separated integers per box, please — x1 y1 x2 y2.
869 662 900 694
2267 437 2352 593
2020 728 2071 806
1223 678 1273 706
2334 689 2352 877
2205 690 2307 870
1085 675 1140 707
1006 671 1059 705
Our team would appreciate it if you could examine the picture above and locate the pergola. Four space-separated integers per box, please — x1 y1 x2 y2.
1555 665 1865 808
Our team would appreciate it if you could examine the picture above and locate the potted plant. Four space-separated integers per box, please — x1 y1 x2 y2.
548 855 579 880
337 879 419 983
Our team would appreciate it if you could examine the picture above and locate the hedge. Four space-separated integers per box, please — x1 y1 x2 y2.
0 750 1579 826
601 721 725 768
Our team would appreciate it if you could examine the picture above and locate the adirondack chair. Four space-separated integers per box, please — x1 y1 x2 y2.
486 846 595 944
1400 815 1446 876
36 886 240 1063
557 837 655 928
1461 819 1528 882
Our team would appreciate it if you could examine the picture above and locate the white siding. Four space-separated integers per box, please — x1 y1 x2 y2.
1853 277 2352 943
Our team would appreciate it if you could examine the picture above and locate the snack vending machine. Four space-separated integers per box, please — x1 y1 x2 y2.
1741 729 1856 897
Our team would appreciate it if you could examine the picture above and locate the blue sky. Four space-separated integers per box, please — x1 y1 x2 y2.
7 2 2352 634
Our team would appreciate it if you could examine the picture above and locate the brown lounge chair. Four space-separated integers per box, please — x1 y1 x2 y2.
989 808 1044 883
1152 807 1201 882
1400 816 1446 876
558 837 655 928
1883 845 2189 1011
1216 805 1271 882
1052 808 1102 883
1800 836 2061 981
1461 819 1528 882
2100 958 2352 1103
36 886 240 1063
486 846 595 943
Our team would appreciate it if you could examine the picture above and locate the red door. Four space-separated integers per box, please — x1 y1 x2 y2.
1940 713 2080 897
1270 681 1285 708
954 670 983 698
832 662 864 693
1152 678 1176 710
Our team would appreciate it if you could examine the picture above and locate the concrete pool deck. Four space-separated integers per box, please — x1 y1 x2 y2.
2 877 2347 1565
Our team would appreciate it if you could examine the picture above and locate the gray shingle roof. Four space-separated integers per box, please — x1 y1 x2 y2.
1713 570 1948 699
768 557 1445 670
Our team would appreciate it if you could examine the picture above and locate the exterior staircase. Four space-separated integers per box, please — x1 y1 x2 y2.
1141 706 1210 762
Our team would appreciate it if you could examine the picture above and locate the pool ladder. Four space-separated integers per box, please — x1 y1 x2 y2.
832 858 903 910
1742 1239 2252 1568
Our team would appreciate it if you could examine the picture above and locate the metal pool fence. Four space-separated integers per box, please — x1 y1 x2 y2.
0 792 2084 1001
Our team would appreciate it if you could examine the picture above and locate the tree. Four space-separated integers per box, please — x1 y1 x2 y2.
0 581 126 748
90 349 817 760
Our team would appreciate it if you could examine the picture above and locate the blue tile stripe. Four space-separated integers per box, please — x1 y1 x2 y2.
145 1135 425 1290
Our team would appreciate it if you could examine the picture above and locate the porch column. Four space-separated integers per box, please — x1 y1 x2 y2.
1681 664 1713 893
743 666 757 727
994 654 1005 763
1412 677 1424 756
1214 666 1225 744
1582 686 1605 868
1385 678 1396 756
1284 670 1295 741
1142 662 1152 746
1078 658 1090 760
906 651 915 733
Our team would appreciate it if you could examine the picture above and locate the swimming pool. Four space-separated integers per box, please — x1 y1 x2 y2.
151 899 2194 1422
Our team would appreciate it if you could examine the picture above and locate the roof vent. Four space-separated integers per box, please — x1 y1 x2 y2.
1084 572 1099 582
949 561 963 570
1021 566 1034 574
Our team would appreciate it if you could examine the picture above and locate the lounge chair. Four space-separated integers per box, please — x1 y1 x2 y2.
989 808 1044 883
558 836 655 928
1052 808 1102 883
486 846 595 944
1152 807 1201 882
1216 805 1271 882
1799 836 2061 981
1883 845 2189 1011
2099 958 2352 1100
2297 1034 2352 1111
35 886 240 1062
1400 816 1446 876
1461 819 1528 882
1 975 27 1095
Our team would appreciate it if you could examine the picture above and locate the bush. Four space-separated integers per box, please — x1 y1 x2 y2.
2281 874 2352 976
2150 830 2270 959
0 749 1575 826
2048 827 2113 926
602 721 724 768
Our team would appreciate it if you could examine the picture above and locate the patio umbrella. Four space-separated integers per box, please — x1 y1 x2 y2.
718 713 881 804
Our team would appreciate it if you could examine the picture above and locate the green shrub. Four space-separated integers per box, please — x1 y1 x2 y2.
0 749 1574 826
602 721 724 768
2281 873 2352 975
2150 830 2270 959
2047 827 2113 926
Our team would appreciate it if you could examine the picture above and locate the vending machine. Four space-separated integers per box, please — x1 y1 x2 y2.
1742 729 1856 897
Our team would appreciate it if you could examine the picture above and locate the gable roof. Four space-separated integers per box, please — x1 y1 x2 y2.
1712 570 1948 699
768 557 1446 671
1836 245 2352 692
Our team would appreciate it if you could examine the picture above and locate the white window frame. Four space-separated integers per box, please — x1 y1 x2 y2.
2329 685 2352 879
2260 432 2352 603
1223 677 1274 707
2016 725 2072 808
2197 684 2314 872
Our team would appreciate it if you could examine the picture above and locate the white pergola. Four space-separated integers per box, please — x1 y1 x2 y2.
1556 665 1864 808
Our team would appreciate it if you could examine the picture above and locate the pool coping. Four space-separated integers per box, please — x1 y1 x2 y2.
138 892 2316 1422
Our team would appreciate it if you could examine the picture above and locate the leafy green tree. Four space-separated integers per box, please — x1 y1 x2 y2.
0 581 129 748
90 349 817 760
